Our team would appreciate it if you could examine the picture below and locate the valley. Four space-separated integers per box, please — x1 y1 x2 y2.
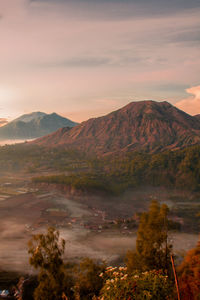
0 100 200 297
0 174 199 272
1 0 200 296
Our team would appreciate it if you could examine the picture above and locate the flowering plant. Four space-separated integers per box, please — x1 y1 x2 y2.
99 267 172 300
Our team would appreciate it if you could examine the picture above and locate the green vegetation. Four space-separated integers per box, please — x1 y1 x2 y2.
126 201 172 275
32 173 121 195
1 135 200 298
1 201 198 299
100 201 176 299
28 145 200 232
171 205 200 233
28 227 67 300
25 201 176 299
27 145 200 196
27 227 106 300
178 240 200 300
100 145 200 191
2 143 200 194
0 144 88 173
74 258 105 299
100 268 173 300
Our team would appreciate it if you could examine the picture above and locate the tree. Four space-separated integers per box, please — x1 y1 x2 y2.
126 200 172 274
178 240 200 300
28 227 66 300
74 258 105 300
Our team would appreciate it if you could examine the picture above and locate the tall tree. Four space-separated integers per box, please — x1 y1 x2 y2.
28 227 66 300
126 200 172 274
178 240 200 300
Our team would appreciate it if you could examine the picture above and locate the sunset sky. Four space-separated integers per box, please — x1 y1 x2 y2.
0 0 200 122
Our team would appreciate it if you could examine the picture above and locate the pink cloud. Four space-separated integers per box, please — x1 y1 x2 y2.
0 2 200 120
175 85 200 115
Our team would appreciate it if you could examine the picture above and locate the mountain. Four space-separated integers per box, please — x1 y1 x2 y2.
0 112 78 140
13 112 46 123
0 118 8 127
194 114 200 121
33 101 200 155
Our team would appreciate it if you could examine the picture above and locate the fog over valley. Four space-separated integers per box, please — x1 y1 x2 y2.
0 0 200 298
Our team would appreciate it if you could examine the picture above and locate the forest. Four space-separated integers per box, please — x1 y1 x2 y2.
29 144 200 196
1 143 200 192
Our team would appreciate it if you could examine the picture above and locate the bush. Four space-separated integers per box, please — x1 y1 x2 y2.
99 266 173 300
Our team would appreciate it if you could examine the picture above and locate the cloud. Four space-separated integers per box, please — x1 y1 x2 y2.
34 57 112 69
0 1 200 121
175 85 200 115
29 0 200 21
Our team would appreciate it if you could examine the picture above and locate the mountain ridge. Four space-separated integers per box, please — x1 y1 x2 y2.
33 100 200 155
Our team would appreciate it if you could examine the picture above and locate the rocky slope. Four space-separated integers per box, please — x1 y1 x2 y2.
33 101 200 155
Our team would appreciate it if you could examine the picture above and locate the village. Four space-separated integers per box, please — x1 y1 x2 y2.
0 177 185 237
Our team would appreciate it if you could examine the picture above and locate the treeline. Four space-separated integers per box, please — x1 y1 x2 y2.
2 143 200 192
98 145 200 191
0 144 88 172
32 173 120 195
32 145 200 194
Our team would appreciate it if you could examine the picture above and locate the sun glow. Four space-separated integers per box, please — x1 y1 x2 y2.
0 86 15 102
0 86 20 120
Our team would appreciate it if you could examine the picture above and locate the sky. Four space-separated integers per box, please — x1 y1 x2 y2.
0 0 200 122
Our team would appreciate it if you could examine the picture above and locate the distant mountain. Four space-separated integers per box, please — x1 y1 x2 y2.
13 112 46 123
34 101 200 155
0 118 8 127
0 112 78 140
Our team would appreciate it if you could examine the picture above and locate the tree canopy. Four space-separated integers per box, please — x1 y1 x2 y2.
178 240 200 300
126 200 173 274
28 227 66 300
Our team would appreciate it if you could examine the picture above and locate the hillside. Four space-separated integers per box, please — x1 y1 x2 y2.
0 112 78 140
34 100 200 155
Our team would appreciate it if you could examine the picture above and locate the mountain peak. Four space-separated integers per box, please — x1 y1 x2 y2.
13 112 47 123
34 100 200 155
0 112 78 140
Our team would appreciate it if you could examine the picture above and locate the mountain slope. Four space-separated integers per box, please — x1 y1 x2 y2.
0 118 8 127
34 101 200 155
193 114 200 121
0 112 78 140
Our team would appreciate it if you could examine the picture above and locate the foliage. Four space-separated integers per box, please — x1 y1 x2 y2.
99 266 173 300
171 205 200 233
0 144 88 172
74 258 106 300
126 201 173 274
178 240 200 300
102 145 200 191
33 173 121 195
28 145 200 199
28 227 66 300
2 143 200 194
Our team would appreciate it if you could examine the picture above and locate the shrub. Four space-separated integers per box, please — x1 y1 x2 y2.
99 266 173 300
